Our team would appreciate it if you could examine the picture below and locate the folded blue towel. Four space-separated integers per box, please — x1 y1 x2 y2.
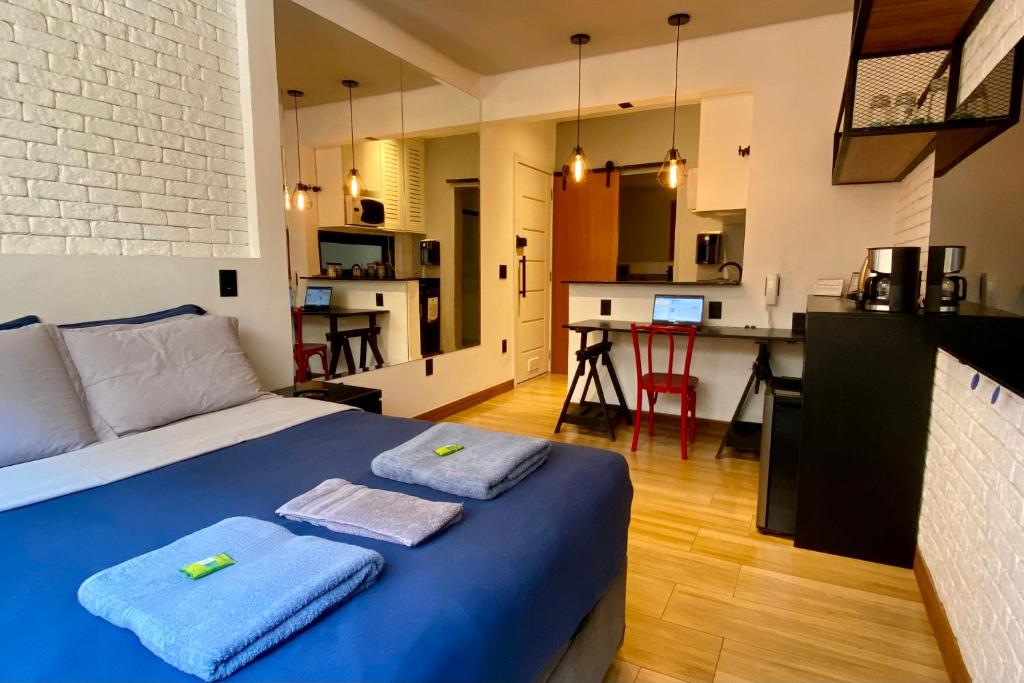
78 517 384 681
371 422 550 499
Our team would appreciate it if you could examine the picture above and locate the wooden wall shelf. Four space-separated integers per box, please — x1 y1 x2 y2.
832 0 1022 185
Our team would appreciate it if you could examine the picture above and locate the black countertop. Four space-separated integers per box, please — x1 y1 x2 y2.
567 318 803 343
302 276 422 282
564 280 741 286
806 296 1024 397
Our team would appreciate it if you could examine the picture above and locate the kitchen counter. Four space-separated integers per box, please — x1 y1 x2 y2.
806 296 1024 396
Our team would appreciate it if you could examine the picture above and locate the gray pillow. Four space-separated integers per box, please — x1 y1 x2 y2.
0 325 98 467
61 315 263 436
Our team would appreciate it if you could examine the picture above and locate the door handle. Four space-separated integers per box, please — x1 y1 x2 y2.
519 255 527 298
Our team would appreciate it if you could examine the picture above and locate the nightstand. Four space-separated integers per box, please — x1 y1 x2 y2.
273 381 382 414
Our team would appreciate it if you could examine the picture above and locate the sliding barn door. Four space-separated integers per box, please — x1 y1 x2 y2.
550 170 620 374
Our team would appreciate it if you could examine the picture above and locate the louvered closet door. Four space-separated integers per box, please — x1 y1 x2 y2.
402 138 426 232
379 140 401 229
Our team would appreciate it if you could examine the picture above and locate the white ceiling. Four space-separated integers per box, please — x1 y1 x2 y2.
274 0 438 108
346 0 854 75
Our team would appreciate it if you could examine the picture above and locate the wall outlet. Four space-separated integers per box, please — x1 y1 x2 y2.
501 339 508 353
709 301 722 319
218 269 237 297
600 299 612 316
375 292 384 307
425 358 434 376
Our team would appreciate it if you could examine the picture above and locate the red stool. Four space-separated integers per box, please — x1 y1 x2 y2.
292 307 330 383
630 323 699 459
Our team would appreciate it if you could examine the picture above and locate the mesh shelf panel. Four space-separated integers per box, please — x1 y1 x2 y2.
951 50 1016 121
850 50 950 130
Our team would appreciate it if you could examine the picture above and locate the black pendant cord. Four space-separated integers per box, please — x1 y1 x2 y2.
575 40 582 150
671 21 680 149
348 85 356 167
292 93 302 182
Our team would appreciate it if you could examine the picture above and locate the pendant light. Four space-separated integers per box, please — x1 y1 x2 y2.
658 14 690 190
566 33 591 183
342 79 362 199
286 89 310 210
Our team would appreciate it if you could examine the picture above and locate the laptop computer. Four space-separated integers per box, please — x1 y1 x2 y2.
302 286 333 312
651 294 704 327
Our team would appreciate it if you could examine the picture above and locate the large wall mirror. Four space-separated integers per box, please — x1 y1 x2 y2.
274 0 481 379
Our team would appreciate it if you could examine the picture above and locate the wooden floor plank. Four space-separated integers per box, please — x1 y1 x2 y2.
661 585 947 681
626 572 676 618
448 374 948 683
734 564 937 636
619 611 723 683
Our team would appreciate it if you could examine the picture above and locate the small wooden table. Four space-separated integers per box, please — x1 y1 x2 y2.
300 308 388 377
561 319 805 455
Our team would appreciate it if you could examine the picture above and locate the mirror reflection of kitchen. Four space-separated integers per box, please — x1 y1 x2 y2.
553 106 746 285
275 0 481 377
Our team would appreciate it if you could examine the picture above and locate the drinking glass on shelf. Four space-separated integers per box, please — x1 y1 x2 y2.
869 94 892 127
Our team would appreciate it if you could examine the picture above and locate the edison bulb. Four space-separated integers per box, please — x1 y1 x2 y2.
657 148 685 190
283 184 292 210
293 186 308 211
565 145 590 183
346 169 361 198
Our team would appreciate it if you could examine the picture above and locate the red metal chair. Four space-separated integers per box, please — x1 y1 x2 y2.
292 307 330 383
630 323 699 459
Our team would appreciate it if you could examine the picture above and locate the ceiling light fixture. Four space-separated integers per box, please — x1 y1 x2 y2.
286 89 310 211
658 13 690 190
342 79 362 199
566 33 591 184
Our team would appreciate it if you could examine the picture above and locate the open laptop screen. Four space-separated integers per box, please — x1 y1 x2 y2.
651 294 704 326
304 286 333 308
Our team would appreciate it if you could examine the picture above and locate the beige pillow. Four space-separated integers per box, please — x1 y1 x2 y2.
0 325 97 467
61 316 263 436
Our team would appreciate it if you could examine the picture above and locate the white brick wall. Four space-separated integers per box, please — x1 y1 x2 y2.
918 350 1024 682
0 0 251 257
961 0 1024 103
894 152 934 250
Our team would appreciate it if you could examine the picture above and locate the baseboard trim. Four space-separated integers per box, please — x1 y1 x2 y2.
628 409 729 435
914 548 971 683
414 379 515 421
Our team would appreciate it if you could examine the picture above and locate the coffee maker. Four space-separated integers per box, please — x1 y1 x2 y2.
924 245 967 313
863 246 921 312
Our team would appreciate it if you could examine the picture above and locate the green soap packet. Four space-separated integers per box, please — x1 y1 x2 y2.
180 553 235 580
433 443 464 457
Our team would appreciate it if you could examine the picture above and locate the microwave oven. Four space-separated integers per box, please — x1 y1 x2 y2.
345 195 385 227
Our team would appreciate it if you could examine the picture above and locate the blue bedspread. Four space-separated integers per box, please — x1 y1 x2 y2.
0 411 632 683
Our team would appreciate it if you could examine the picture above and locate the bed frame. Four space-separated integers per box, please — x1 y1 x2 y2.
537 562 626 683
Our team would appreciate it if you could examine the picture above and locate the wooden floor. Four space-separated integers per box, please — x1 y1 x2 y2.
448 374 948 683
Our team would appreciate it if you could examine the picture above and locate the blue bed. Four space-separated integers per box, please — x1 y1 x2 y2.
0 410 631 682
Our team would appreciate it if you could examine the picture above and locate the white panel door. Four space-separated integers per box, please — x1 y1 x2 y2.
514 160 552 383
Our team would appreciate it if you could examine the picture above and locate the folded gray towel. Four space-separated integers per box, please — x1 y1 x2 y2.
276 479 463 547
371 422 550 500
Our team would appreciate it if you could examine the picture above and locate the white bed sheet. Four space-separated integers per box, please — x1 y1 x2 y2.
0 396 352 513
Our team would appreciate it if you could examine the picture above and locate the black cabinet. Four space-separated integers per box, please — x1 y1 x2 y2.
797 299 933 567
758 377 803 537
796 297 1024 567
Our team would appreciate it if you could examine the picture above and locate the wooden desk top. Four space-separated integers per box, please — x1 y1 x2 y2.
566 319 804 343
